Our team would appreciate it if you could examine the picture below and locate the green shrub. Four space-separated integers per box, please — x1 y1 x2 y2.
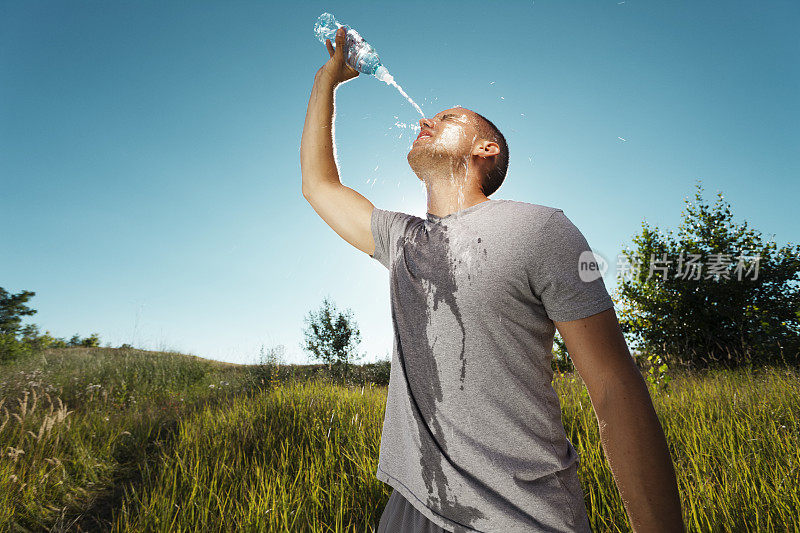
0 332 34 363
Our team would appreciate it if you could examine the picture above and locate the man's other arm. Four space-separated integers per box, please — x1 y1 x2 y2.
555 308 685 532
300 26 376 257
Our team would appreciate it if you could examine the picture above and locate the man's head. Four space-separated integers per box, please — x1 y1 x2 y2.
407 107 509 197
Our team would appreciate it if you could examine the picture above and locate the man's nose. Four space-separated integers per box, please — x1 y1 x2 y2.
419 118 434 130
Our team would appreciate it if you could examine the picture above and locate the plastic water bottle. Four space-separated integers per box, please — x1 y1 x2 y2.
313 13 391 83
313 13 425 116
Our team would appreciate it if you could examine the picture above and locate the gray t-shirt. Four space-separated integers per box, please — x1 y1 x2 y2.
369 198 613 532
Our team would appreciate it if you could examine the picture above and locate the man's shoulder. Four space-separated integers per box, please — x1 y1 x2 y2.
494 198 563 223
372 207 423 226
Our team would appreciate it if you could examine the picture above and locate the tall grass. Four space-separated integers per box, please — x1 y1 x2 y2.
0 347 254 531
1 348 798 531
556 366 800 532
113 380 387 531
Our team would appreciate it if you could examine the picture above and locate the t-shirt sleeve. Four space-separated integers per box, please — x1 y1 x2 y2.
527 209 615 322
370 207 412 270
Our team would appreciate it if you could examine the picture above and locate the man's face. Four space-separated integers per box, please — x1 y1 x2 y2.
407 107 485 173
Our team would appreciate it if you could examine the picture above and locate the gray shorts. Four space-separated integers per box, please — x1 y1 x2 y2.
377 489 449 532
376 461 592 532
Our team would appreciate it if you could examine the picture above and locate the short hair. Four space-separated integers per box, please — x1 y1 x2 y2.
473 112 509 197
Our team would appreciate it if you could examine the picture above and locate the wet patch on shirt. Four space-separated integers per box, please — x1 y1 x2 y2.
389 220 487 527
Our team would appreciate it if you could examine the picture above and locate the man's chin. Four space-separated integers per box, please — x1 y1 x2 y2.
407 142 433 158
407 148 428 169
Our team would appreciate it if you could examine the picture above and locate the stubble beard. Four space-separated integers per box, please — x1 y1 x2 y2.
408 143 469 187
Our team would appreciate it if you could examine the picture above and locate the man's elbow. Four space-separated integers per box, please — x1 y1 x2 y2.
301 174 319 199
591 361 652 416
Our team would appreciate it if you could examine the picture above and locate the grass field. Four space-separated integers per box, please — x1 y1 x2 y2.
1 347 798 532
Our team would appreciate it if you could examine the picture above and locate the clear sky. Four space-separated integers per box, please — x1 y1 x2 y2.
2 1 798 365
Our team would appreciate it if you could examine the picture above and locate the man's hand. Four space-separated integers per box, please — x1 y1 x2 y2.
316 27 360 87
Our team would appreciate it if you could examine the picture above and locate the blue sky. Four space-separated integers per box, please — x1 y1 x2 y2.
2 1 798 365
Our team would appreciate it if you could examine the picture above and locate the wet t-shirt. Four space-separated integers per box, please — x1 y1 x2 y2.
369 198 614 532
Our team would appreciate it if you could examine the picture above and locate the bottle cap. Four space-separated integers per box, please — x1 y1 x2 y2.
374 65 393 84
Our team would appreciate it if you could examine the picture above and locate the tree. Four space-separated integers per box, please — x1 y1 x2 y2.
0 287 89 362
0 287 38 362
80 333 101 347
300 296 363 381
0 287 37 337
64 333 101 347
615 180 800 369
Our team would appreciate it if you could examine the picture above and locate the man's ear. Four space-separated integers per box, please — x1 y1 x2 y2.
472 141 500 159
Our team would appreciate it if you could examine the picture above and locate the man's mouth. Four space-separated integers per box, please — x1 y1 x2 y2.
415 130 433 142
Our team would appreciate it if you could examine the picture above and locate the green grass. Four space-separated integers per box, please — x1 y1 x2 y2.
1 348 798 531
113 380 386 532
557 367 800 532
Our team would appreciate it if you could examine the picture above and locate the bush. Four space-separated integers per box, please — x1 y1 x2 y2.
0 333 34 363
616 181 800 369
360 359 391 386
551 332 575 373
80 333 101 348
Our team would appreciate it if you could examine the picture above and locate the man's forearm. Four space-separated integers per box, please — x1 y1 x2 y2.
594 369 684 532
300 73 341 195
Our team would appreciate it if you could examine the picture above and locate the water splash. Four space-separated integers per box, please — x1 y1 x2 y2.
390 119 421 148
447 150 486 281
376 68 425 117
435 123 463 147
388 79 425 117
392 120 420 133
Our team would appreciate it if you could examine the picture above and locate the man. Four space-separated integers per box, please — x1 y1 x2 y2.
301 27 684 533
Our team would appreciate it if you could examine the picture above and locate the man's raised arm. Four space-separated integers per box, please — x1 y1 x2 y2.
300 26 377 257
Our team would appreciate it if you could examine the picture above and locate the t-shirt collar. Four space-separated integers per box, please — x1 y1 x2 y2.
426 199 495 223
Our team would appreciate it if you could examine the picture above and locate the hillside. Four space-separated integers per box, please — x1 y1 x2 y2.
1 347 798 531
